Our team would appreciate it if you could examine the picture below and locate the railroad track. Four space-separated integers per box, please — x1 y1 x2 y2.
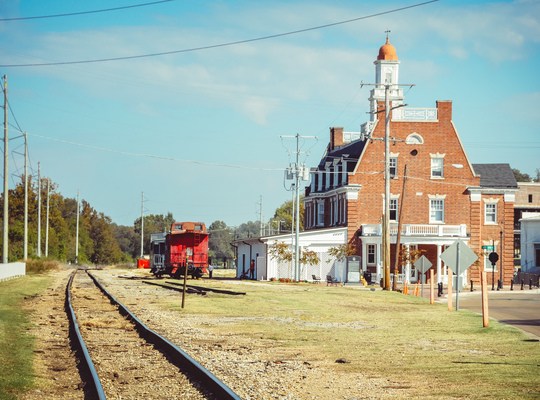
66 269 240 400
140 279 247 296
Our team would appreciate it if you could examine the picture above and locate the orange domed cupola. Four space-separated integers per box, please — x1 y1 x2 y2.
377 37 398 61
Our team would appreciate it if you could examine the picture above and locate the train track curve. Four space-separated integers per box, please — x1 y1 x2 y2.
66 269 241 400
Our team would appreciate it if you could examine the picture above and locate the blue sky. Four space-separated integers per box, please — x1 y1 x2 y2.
1 0 539 228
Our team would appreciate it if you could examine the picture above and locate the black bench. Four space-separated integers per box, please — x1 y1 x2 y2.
326 275 339 286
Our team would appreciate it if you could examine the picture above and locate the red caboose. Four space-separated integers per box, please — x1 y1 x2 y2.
150 221 209 278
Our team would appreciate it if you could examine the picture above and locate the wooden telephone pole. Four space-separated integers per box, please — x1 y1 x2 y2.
2 75 8 263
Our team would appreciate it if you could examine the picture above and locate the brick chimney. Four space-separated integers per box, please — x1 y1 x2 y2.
330 127 344 151
436 100 453 121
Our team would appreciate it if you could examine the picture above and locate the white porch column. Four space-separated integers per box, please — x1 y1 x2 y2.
376 240 382 283
405 244 411 284
362 241 367 272
436 244 442 284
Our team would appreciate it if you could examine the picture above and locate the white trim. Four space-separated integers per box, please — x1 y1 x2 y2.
470 192 481 202
405 132 424 144
504 192 516 202
428 194 447 200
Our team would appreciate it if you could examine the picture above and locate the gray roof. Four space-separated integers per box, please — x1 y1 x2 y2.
472 163 518 188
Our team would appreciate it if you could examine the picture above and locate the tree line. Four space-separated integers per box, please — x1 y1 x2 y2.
0 176 302 266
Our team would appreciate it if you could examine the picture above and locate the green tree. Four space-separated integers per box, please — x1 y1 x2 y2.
208 220 234 267
234 220 261 239
328 243 357 261
134 212 175 255
512 168 532 182
0 174 149 264
113 224 139 259
88 210 123 264
272 198 304 232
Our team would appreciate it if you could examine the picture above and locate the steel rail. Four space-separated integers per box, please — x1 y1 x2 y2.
65 270 107 400
86 270 241 400
142 279 208 294
165 280 247 296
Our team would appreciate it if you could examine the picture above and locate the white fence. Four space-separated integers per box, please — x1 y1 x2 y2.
0 262 26 281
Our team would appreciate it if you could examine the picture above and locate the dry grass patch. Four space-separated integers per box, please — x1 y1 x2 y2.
169 281 539 399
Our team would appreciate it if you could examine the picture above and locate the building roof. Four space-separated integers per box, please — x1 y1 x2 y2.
472 163 518 188
318 139 367 170
377 37 398 61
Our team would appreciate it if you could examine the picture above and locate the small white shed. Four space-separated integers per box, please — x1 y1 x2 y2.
233 227 348 282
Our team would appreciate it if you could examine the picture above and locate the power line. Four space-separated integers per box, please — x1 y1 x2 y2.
0 1 439 67
27 131 285 172
0 0 175 22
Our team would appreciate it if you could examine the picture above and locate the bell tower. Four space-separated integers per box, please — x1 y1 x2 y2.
369 32 404 122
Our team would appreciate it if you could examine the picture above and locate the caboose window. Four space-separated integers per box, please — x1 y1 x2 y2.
195 224 202 231
175 224 182 230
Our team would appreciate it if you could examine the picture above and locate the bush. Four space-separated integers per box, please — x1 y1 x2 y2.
25 259 60 275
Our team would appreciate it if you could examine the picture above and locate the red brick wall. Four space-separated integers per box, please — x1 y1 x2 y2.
349 100 479 229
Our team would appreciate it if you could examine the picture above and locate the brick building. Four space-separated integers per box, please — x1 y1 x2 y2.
304 37 516 287
513 182 540 263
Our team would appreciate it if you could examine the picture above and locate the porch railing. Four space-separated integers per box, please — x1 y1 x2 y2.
361 223 467 237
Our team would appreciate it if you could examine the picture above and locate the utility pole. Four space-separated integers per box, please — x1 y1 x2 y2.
383 84 391 290
37 162 41 257
45 179 50 257
361 81 413 290
258 195 264 236
23 132 28 260
392 164 408 291
2 75 8 263
281 133 315 281
294 135 301 282
75 191 79 264
140 192 144 258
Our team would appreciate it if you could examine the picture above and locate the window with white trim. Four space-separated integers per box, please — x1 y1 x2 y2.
332 197 339 225
389 198 398 222
485 203 497 224
430 199 444 223
340 195 346 224
389 157 398 179
431 157 444 178
367 244 376 265
317 202 325 227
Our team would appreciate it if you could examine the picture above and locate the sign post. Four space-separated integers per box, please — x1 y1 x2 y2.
181 247 194 309
481 269 489 327
413 255 432 298
440 239 478 311
488 251 499 291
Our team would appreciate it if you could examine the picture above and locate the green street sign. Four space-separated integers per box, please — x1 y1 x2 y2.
482 245 494 251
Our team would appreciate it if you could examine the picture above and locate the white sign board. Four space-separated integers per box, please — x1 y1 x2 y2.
440 239 478 274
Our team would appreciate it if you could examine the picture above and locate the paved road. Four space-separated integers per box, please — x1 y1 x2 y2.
448 289 540 338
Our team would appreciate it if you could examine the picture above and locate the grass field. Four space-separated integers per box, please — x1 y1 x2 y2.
169 274 540 399
1 266 538 399
0 275 51 400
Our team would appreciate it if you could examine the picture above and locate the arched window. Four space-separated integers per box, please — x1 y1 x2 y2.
405 133 424 144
